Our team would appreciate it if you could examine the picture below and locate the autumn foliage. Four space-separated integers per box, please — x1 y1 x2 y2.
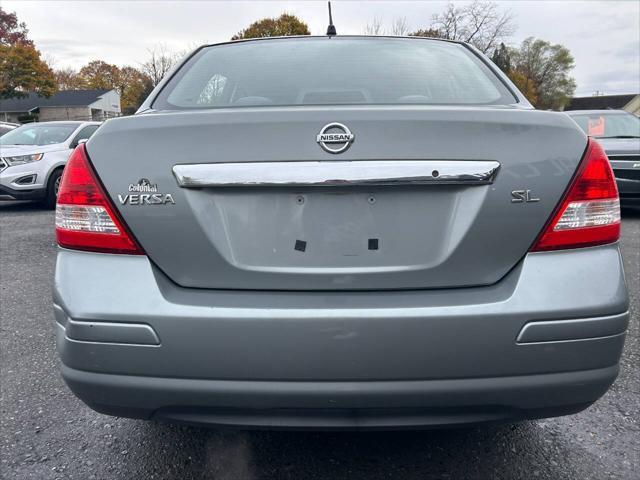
55 61 153 113
491 38 576 110
231 13 310 40
0 7 56 99
0 8 32 46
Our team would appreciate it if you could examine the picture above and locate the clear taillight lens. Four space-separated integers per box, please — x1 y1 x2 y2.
552 199 620 231
55 205 120 234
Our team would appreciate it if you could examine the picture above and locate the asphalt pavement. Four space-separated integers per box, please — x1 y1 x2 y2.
1 200 638 480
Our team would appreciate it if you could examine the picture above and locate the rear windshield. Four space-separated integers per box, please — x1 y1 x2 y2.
153 37 516 110
568 112 640 138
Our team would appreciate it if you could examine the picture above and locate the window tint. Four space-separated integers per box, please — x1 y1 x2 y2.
0 123 78 146
154 38 516 110
71 125 100 146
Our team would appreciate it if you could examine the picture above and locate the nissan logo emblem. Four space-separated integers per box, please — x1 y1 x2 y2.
316 123 355 154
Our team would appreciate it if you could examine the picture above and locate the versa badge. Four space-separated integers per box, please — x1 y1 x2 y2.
118 179 175 205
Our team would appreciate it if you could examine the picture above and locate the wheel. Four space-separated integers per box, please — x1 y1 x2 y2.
43 168 63 209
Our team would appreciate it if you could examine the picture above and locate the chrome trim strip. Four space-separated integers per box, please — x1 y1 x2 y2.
173 160 501 187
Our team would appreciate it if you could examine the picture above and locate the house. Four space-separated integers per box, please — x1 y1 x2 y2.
0 89 121 123
564 93 639 115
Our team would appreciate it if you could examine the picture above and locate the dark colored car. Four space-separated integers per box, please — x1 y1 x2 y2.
566 110 640 207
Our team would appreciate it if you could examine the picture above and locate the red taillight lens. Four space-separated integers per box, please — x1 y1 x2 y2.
55 145 144 255
531 138 620 252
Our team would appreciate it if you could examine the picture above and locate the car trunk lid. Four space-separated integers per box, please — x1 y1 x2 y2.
87 106 587 290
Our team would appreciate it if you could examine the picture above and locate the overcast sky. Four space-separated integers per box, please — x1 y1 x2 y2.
4 0 639 97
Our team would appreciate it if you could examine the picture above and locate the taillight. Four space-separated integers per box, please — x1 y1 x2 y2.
531 138 620 252
55 145 144 255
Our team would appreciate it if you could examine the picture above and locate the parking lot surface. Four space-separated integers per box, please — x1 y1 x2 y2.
1 200 638 480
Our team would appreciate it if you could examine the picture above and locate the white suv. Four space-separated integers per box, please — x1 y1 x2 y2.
0 121 100 207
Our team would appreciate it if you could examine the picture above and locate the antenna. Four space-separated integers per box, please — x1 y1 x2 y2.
326 1 337 36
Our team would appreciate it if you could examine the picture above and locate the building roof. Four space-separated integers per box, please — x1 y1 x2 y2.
564 94 637 111
0 89 112 112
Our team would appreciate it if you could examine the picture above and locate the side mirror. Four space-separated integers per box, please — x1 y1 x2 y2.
71 138 88 149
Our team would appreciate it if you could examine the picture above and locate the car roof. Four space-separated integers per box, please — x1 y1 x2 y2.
35 120 100 124
15 121 101 127
203 34 465 50
565 109 631 116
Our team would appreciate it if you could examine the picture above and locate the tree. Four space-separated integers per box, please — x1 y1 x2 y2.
231 13 310 40
0 42 56 98
391 17 410 36
491 42 511 73
0 7 56 99
85 61 151 111
117 66 152 113
77 60 152 112
509 37 576 110
0 7 33 46
409 28 444 39
412 1 514 53
79 60 120 90
364 17 385 35
54 67 87 90
141 44 180 87
135 76 154 112
508 70 537 106
364 16 411 36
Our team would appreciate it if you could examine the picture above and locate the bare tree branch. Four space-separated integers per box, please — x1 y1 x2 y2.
364 17 385 35
140 44 181 87
390 17 410 36
430 1 515 53
54 67 86 90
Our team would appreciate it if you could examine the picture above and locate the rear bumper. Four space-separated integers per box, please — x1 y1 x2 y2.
61 363 618 429
614 170 640 206
53 244 629 428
